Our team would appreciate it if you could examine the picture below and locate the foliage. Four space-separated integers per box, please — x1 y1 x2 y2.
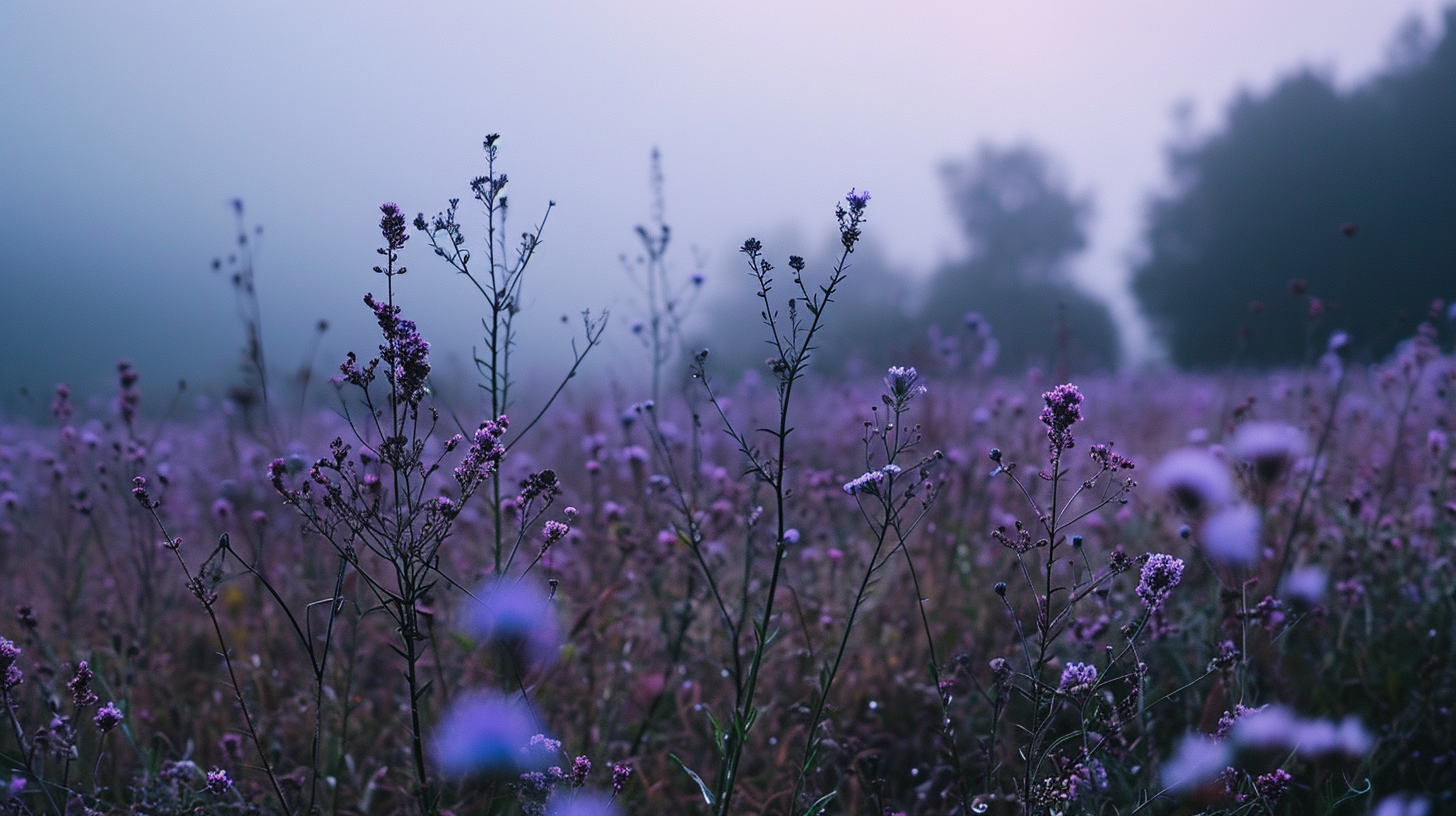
1133 9 1456 367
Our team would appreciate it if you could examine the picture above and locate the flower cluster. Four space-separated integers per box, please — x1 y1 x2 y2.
94 701 123 733
1136 553 1185 613
842 464 902 496
883 366 926 409
363 292 432 409
1040 383 1084 454
454 416 509 493
0 638 21 693
1058 661 1098 695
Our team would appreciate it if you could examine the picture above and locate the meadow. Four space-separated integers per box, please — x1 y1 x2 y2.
1 147 1451 816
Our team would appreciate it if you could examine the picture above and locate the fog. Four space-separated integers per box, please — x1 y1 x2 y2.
0 1 1442 411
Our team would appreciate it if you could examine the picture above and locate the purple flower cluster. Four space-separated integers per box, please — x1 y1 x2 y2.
1136 553 1185 613
454 416 509 493
68 660 97 708
1040 383 1084 454
94 701 123 733
363 293 432 409
842 464 901 496
883 366 926 409
378 203 409 255
205 767 234 796
1058 661 1098 695
0 638 21 693
115 360 142 430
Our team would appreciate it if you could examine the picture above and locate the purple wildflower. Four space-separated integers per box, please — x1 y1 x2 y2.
1200 504 1261 567
94 702 123 733
1231 422 1306 484
1254 769 1291 806
1373 794 1431 816
611 761 633 794
378 203 410 254
205 768 233 796
1040 383 1084 454
550 794 622 816
569 755 591 787
68 661 98 708
455 417 509 492
1152 448 1234 514
1058 662 1098 695
1161 733 1231 793
431 692 540 777
883 366 926 408
0 638 21 693
1136 554 1184 613
468 580 562 670
362 293 432 409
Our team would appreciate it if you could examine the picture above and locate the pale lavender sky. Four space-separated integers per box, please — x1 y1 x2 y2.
0 1 1445 401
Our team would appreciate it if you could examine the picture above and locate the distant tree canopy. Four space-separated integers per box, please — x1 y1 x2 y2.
920 144 1120 374
1134 10 1456 368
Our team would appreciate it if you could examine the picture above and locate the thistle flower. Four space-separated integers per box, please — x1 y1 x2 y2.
1152 448 1234 514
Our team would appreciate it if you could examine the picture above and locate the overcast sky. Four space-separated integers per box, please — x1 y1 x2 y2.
0 1 1446 406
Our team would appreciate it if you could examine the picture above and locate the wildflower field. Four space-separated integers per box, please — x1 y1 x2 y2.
2 147 1452 816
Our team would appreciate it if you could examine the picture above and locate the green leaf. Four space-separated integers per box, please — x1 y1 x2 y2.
804 790 836 816
670 754 716 807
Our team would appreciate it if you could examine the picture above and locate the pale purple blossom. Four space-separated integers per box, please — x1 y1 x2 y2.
1152 448 1234 514
1231 422 1307 484
468 580 562 669
1161 733 1231 793
1201 504 1261 567
431 692 541 777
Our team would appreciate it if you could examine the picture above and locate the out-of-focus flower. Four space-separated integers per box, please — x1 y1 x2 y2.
1201 504 1261 567
1281 565 1326 605
468 580 562 670
1161 733 1231 793
1231 422 1306 484
1230 705 1371 759
548 793 622 816
1153 449 1235 514
1373 794 1431 816
431 692 540 778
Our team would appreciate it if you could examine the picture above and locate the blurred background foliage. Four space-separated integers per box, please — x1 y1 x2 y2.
1133 8 1456 368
